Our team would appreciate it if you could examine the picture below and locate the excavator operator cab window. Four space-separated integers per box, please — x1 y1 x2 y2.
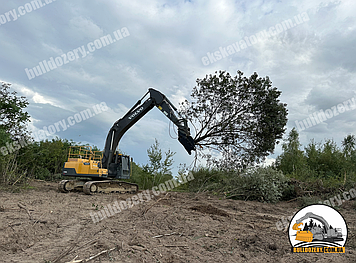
122 156 129 172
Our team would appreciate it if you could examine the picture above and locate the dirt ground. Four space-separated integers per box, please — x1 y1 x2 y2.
0 180 355 263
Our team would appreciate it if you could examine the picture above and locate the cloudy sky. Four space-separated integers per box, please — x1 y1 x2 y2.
1 0 356 172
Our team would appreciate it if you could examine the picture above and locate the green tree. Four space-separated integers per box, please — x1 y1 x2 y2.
0 82 31 140
14 138 74 180
304 139 322 172
0 82 31 185
318 139 343 178
0 126 11 147
275 128 306 175
342 135 356 160
143 139 175 186
342 134 356 175
180 70 288 170
130 162 154 189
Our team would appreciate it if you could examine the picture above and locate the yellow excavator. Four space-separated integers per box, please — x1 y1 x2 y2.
292 212 343 242
59 88 196 194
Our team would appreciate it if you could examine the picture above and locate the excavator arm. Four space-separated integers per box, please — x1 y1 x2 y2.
101 88 196 170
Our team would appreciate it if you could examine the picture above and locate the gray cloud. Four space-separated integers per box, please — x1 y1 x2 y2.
1 0 356 170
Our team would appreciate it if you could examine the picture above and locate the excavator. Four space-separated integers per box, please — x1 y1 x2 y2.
292 212 343 242
59 88 196 194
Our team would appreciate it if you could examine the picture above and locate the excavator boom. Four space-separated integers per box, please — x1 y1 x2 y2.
101 88 195 171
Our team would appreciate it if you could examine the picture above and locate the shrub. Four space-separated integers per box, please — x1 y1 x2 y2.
226 167 288 203
34 167 51 180
185 166 288 203
186 167 228 193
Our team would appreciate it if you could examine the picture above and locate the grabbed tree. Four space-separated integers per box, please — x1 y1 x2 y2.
179 70 288 170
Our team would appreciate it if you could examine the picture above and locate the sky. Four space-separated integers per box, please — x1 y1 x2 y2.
1 0 356 173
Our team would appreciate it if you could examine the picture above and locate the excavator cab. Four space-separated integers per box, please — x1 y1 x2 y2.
107 152 131 179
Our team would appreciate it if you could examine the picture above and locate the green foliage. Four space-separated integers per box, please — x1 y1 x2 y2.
275 128 306 175
342 134 356 173
130 161 155 189
0 135 77 184
281 183 298 201
34 167 51 180
185 167 227 193
0 82 31 140
275 129 356 198
185 166 288 203
0 153 22 185
226 167 288 203
130 139 176 189
180 70 288 170
0 82 31 185
16 138 76 180
174 164 195 191
0 126 11 146
143 139 175 185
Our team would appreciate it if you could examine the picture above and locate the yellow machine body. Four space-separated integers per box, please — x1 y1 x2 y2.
62 146 108 178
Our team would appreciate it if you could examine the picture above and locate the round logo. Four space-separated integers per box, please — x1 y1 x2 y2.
288 204 347 253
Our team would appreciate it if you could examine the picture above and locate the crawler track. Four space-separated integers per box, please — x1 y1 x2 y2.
58 179 139 194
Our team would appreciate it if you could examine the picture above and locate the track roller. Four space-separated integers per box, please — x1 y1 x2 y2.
58 180 88 192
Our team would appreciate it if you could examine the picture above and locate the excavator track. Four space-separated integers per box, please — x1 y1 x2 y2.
58 179 89 192
83 180 139 195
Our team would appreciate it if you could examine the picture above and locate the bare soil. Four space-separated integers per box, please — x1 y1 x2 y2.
0 180 355 263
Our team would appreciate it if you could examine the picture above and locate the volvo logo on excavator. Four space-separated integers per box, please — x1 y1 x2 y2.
128 107 144 120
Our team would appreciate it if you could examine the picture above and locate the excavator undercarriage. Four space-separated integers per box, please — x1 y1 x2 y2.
58 179 139 194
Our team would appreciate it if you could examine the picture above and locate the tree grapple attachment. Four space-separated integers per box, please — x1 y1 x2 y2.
178 129 196 155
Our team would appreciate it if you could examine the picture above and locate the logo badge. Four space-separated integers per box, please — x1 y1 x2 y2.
288 204 347 253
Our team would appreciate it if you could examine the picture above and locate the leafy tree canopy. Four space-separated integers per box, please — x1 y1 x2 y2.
180 70 288 170
0 82 31 140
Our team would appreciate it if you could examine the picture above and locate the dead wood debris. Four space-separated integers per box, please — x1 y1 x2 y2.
18 202 33 220
65 247 116 263
17 202 47 224
152 232 177 238
143 193 170 215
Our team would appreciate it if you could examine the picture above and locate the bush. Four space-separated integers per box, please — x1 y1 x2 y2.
34 167 51 180
280 183 297 201
285 171 356 199
225 167 288 203
185 166 288 203
129 139 176 190
0 153 25 185
186 167 228 193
